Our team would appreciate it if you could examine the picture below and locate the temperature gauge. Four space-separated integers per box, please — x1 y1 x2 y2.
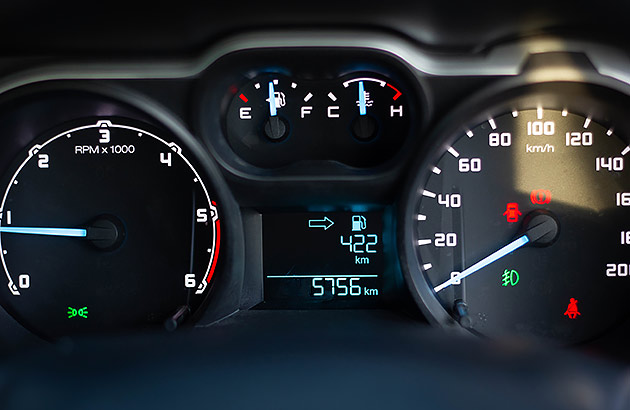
340 77 404 141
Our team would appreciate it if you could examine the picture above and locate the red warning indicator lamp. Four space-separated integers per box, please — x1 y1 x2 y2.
564 298 581 319
503 203 522 223
531 189 552 205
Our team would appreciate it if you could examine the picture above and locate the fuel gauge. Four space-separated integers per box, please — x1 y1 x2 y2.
230 74 303 143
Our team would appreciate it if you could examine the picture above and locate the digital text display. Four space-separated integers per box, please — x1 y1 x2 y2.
262 211 384 308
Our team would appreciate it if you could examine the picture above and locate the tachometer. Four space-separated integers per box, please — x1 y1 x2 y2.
402 101 630 344
0 118 222 339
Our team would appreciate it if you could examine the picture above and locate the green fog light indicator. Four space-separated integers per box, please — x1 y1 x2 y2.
501 269 519 287
67 306 89 319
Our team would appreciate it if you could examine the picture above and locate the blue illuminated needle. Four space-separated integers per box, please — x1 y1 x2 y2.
0 215 125 250
0 226 86 237
433 211 559 293
268 81 277 117
352 80 377 140
358 81 367 116
264 81 287 140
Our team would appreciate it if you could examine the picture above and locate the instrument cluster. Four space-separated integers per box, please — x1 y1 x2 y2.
0 32 628 353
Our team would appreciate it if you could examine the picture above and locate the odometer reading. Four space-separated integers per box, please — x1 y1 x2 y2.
409 108 630 343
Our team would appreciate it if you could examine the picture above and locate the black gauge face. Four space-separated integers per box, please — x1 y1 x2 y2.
0 119 221 339
225 73 409 168
406 108 629 344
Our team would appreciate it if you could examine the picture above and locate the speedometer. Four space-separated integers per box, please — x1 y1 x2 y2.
402 94 630 344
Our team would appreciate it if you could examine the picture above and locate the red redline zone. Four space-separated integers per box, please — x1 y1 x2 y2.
387 84 402 100
239 93 248 103
207 219 221 284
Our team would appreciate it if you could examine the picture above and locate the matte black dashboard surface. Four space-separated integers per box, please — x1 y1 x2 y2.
1 310 628 410
2 1 630 54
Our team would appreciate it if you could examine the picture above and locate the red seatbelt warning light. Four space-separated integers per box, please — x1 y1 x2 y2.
531 189 552 204
564 298 581 319
503 203 522 223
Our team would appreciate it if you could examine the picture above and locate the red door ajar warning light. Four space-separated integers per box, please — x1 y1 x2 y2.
564 298 581 319
531 189 552 204
503 203 522 223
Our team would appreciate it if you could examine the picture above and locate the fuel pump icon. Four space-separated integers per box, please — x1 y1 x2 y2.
352 215 366 232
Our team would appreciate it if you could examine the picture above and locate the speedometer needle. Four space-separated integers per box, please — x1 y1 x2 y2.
0 226 87 237
433 211 558 293
433 235 529 293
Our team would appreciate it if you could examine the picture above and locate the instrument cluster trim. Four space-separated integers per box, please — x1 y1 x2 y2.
0 31 629 89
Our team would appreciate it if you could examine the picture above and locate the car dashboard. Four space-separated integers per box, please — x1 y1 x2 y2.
0 2 629 409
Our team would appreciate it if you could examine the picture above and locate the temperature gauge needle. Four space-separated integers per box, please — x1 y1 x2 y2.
433 211 559 293
0 226 87 237
358 80 367 115
352 80 377 140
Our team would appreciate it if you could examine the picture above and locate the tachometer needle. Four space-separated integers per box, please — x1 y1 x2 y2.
0 226 87 237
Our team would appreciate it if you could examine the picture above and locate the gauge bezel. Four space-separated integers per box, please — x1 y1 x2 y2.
194 47 429 181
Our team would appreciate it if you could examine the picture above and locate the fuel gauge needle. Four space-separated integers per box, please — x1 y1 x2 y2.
433 211 559 293
0 226 87 237
268 81 277 117
264 80 287 140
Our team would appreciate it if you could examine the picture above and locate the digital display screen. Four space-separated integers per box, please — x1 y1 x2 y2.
262 211 384 308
